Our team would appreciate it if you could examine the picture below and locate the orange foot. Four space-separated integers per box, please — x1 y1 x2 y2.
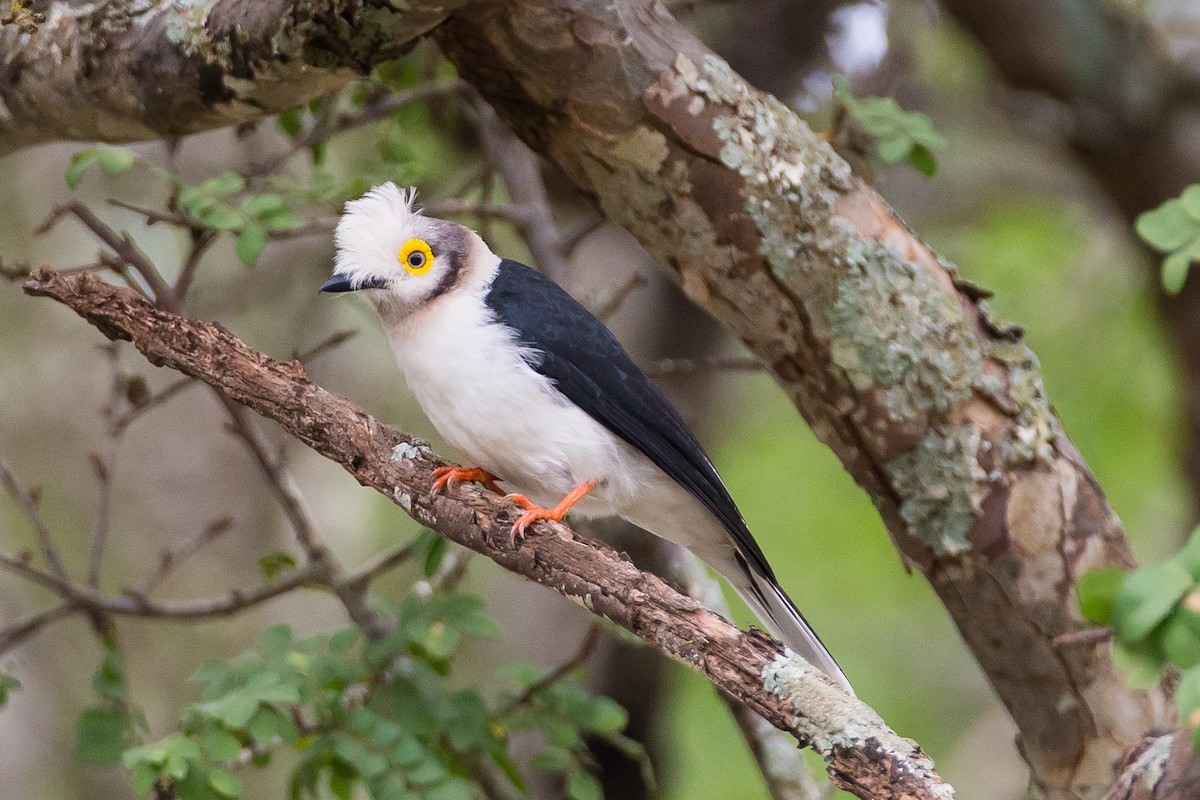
432 466 504 495
505 480 600 537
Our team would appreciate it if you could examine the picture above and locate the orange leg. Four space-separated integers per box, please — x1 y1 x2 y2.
432 466 504 495
506 480 600 536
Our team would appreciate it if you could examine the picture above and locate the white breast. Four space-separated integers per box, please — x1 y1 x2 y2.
385 289 652 512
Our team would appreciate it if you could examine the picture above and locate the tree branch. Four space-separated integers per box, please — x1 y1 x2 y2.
0 0 471 156
23 266 954 800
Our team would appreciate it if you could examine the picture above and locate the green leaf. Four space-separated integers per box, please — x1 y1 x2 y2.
201 172 247 198
1162 245 1198 295
76 707 128 764
258 624 293 658
278 108 303 139
202 694 260 729
1112 640 1168 687
329 627 359 655
423 535 449 578
567 769 603 800
1112 561 1193 642
583 697 627 734
241 193 289 217
530 746 573 773
390 735 424 768
131 761 160 796
235 224 268 266
426 778 475 800
65 149 98 189
208 768 243 799
1175 528 1200 578
96 145 136 175
93 645 127 703
195 203 245 231
1076 567 1126 625
1181 185 1200 219
909 143 938 177
406 758 448 787
1161 608 1200 668
1178 665 1200 731
199 725 243 762
258 551 298 580
0 668 21 709
1137 200 1199 251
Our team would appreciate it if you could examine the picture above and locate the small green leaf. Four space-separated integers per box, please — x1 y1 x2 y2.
76 707 129 764
909 143 938 177
202 694 259 729
208 768 243 799
1113 561 1193 642
423 535 449 578
235 224 268 266
258 624 293 658
1137 201 1198 252
199 725 243 762
530 746 573 773
257 551 297 580
65 149 98 189
195 203 244 231
1076 567 1126 625
406 757 448 787
567 769 603 800
1178 665 1200 731
329 627 359 655
96 145 136 175
131 761 160 796
584 697 628 734
201 172 247 198
1181 185 1200 219
278 108 303 138
1161 609 1200 669
426 778 475 800
1162 245 1198 295
241 193 289 216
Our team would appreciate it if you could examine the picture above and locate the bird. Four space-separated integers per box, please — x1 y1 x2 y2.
321 183 852 693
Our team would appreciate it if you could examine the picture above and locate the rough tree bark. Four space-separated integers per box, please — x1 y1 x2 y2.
0 1 1182 798
24 267 954 800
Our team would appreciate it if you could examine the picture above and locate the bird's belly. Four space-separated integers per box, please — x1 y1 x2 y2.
395 327 630 508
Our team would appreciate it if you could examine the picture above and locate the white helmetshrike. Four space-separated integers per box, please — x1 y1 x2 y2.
322 183 851 693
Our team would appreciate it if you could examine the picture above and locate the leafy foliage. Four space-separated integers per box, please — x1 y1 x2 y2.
1135 185 1200 294
1077 528 1200 745
74 588 643 799
831 75 946 177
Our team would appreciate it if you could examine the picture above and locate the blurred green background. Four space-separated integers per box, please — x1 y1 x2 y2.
1 2 1196 799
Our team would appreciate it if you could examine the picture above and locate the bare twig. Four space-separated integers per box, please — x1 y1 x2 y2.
590 270 648 322
642 355 763 378
112 375 197 434
0 602 76 654
466 93 571 281
0 459 71 581
292 329 358 364
135 516 235 595
501 624 605 714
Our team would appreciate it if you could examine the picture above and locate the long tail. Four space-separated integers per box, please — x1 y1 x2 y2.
733 566 854 695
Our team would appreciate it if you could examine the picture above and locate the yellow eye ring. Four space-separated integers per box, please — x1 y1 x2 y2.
399 239 435 275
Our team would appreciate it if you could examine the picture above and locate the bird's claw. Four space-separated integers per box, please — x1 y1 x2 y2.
431 466 504 495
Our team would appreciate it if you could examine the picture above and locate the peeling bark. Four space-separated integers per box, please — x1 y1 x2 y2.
0 0 467 155
24 267 954 800
434 3 1169 797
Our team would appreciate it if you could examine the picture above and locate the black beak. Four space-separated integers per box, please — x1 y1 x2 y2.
320 274 388 293
320 274 356 293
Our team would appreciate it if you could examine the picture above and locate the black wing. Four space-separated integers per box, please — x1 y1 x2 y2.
484 259 775 581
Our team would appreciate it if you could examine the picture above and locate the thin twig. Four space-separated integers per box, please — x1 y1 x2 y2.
340 540 420 592
135 517 235 595
642 355 763 377
0 459 71 581
590 270 648 322
0 602 76 654
292 329 358 364
112 375 197 434
501 624 604 714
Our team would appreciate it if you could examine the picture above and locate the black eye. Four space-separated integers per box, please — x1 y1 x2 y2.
407 251 426 269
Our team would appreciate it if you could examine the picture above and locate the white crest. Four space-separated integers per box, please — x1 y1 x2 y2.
333 183 435 289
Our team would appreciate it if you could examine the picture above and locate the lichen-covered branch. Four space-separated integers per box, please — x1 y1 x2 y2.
23 267 954 800
433 3 1169 797
0 0 468 156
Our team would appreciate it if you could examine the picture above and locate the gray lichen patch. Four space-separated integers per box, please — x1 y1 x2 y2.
673 55 852 280
827 239 985 422
886 426 987 555
989 340 1055 466
762 653 955 798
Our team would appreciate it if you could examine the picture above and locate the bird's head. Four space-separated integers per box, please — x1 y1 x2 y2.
322 183 494 320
